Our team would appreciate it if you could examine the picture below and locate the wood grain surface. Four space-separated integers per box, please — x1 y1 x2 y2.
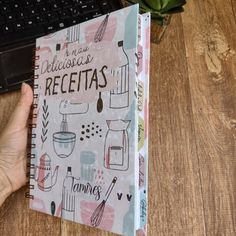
0 0 235 235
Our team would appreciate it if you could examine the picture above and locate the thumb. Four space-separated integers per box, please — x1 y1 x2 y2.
5 83 33 134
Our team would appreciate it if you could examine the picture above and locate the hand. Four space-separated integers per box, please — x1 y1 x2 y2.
0 83 33 205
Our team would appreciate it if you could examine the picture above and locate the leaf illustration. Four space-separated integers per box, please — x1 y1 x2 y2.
41 99 49 148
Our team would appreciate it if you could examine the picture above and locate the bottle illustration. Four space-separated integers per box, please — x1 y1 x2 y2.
110 41 129 109
104 120 130 171
34 153 59 192
122 185 135 235
62 167 75 221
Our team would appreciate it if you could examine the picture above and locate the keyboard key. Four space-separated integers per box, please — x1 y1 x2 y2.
28 8 38 16
34 0 44 5
6 13 15 21
101 6 112 14
35 15 46 24
67 6 82 17
57 21 68 29
81 2 100 14
0 0 120 49
68 16 82 26
44 22 57 33
14 21 25 31
26 19 35 27
100 0 110 7
1 24 14 34
13 3 20 9
0 26 44 46
82 13 93 21
58 9 71 19
59 0 73 7
45 12 59 21
51 3 60 11
1 4 11 13
91 11 103 18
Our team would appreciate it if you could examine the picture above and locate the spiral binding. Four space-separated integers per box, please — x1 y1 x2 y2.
25 46 40 200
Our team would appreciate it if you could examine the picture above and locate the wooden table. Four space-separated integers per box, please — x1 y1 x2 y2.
0 0 235 235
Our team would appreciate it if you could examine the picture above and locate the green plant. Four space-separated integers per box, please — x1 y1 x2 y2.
126 0 187 25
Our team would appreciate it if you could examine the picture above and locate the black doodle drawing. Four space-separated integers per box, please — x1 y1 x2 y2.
56 43 61 52
110 41 130 109
62 167 75 221
59 100 89 115
117 192 122 200
117 193 132 202
62 167 102 221
97 92 103 113
34 153 59 192
53 100 89 158
90 177 117 227
104 120 130 171
94 14 110 43
53 110 76 158
41 99 49 148
67 24 80 43
80 122 102 141
51 201 56 216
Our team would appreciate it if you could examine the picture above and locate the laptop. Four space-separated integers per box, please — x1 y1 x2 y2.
0 0 122 94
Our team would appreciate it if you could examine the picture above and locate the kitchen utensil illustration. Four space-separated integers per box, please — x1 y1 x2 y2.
104 120 130 171
97 92 103 113
67 24 80 43
59 100 89 115
60 114 68 132
53 131 76 158
56 43 61 52
81 200 115 231
80 151 95 182
62 167 75 221
94 14 109 43
110 41 129 109
34 153 59 192
51 201 56 216
90 177 117 227
53 100 89 158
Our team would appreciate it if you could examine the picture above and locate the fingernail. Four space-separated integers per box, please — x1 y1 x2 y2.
21 83 27 95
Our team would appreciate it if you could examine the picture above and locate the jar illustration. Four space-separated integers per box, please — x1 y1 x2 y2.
104 120 130 171
110 41 129 109
80 151 95 182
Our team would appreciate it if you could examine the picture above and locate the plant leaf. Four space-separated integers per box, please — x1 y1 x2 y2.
160 0 187 13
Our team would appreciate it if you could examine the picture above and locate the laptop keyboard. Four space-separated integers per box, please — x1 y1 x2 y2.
0 0 121 48
0 0 121 94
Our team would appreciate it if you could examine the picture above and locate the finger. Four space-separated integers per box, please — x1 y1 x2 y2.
5 83 33 133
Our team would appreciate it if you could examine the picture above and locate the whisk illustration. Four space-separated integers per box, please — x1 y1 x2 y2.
90 177 117 227
94 14 110 43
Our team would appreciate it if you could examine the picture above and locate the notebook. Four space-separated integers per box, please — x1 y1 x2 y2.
28 5 150 236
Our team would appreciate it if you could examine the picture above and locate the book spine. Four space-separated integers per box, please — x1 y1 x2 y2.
25 46 40 200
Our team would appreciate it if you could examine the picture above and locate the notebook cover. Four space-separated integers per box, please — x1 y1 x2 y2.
29 5 149 236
